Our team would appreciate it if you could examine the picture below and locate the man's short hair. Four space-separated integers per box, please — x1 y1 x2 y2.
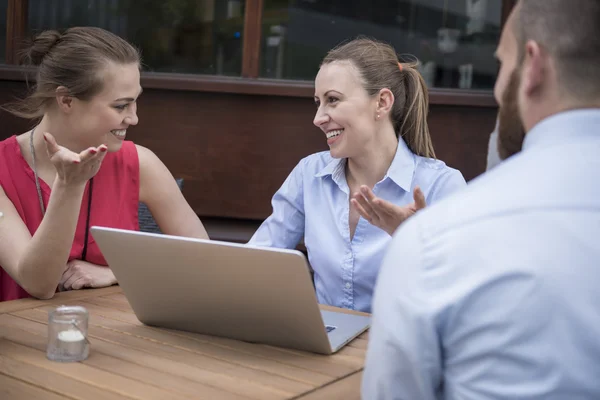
515 0 600 100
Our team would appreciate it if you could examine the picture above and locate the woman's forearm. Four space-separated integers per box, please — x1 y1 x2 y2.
17 180 86 299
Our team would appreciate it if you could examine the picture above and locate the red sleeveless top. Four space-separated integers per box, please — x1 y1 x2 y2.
0 135 140 302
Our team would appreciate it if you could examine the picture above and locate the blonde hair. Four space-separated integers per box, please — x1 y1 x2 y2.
322 37 435 158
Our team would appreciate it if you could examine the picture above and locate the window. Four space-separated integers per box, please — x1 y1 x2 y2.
27 0 246 75
0 0 7 63
260 0 502 90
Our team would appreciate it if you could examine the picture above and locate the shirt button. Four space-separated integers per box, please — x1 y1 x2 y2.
345 283 351 289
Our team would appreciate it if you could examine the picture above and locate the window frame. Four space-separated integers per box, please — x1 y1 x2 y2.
2 0 516 107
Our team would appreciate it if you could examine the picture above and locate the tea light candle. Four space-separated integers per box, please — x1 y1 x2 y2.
58 329 86 354
47 306 90 362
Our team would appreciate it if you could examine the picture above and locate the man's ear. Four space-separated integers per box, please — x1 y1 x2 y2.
521 40 548 97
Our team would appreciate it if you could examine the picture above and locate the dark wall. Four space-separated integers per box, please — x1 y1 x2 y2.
0 80 497 228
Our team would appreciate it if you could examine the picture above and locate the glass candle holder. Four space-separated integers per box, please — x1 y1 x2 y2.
47 305 90 362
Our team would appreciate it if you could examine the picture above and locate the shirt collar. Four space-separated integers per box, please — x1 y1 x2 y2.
315 155 347 189
523 109 600 152
386 137 417 191
315 138 416 192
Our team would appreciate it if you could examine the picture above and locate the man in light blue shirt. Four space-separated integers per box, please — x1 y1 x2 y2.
363 1 600 399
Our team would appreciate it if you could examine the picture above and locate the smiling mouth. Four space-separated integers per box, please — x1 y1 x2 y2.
326 129 344 139
111 129 126 139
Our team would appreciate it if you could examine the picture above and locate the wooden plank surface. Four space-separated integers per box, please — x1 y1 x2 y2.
1 313 252 400
0 287 367 399
0 286 122 315
294 371 363 400
0 373 71 400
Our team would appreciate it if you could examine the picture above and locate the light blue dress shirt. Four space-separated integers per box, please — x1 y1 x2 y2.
363 110 600 399
248 138 466 312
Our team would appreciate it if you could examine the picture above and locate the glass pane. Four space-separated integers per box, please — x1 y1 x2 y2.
27 0 245 75
261 0 502 90
0 0 7 63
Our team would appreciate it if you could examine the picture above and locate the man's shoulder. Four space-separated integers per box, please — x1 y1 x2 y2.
411 162 519 239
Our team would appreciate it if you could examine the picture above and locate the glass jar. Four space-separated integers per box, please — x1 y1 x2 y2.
47 305 90 362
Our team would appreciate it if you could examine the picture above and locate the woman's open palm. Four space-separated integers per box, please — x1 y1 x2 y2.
351 185 427 236
44 132 107 186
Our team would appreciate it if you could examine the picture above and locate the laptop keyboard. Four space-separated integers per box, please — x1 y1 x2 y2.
325 325 336 333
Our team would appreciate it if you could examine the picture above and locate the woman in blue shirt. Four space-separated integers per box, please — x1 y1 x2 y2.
248 38 466 312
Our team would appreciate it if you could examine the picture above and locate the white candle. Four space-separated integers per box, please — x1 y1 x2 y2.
57 329 86 356
58 329 85 342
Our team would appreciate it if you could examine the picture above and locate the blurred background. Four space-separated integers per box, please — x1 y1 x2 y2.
1 0 513 242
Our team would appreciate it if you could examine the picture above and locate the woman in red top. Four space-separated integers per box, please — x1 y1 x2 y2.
0 27 208 302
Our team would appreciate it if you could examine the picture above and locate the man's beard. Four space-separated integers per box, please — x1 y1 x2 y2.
497 68 526 160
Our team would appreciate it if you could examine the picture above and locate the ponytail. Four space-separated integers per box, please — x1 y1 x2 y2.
398 61 435 159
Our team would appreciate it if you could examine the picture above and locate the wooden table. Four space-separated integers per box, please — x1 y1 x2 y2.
0 287 367 399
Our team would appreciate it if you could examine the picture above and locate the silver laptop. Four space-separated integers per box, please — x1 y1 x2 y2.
90 226 370 354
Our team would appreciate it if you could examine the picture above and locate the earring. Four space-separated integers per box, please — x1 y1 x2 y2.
376 114 380 119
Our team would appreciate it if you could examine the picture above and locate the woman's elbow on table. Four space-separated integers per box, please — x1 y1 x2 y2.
15 266 59 300
23 281 57 300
